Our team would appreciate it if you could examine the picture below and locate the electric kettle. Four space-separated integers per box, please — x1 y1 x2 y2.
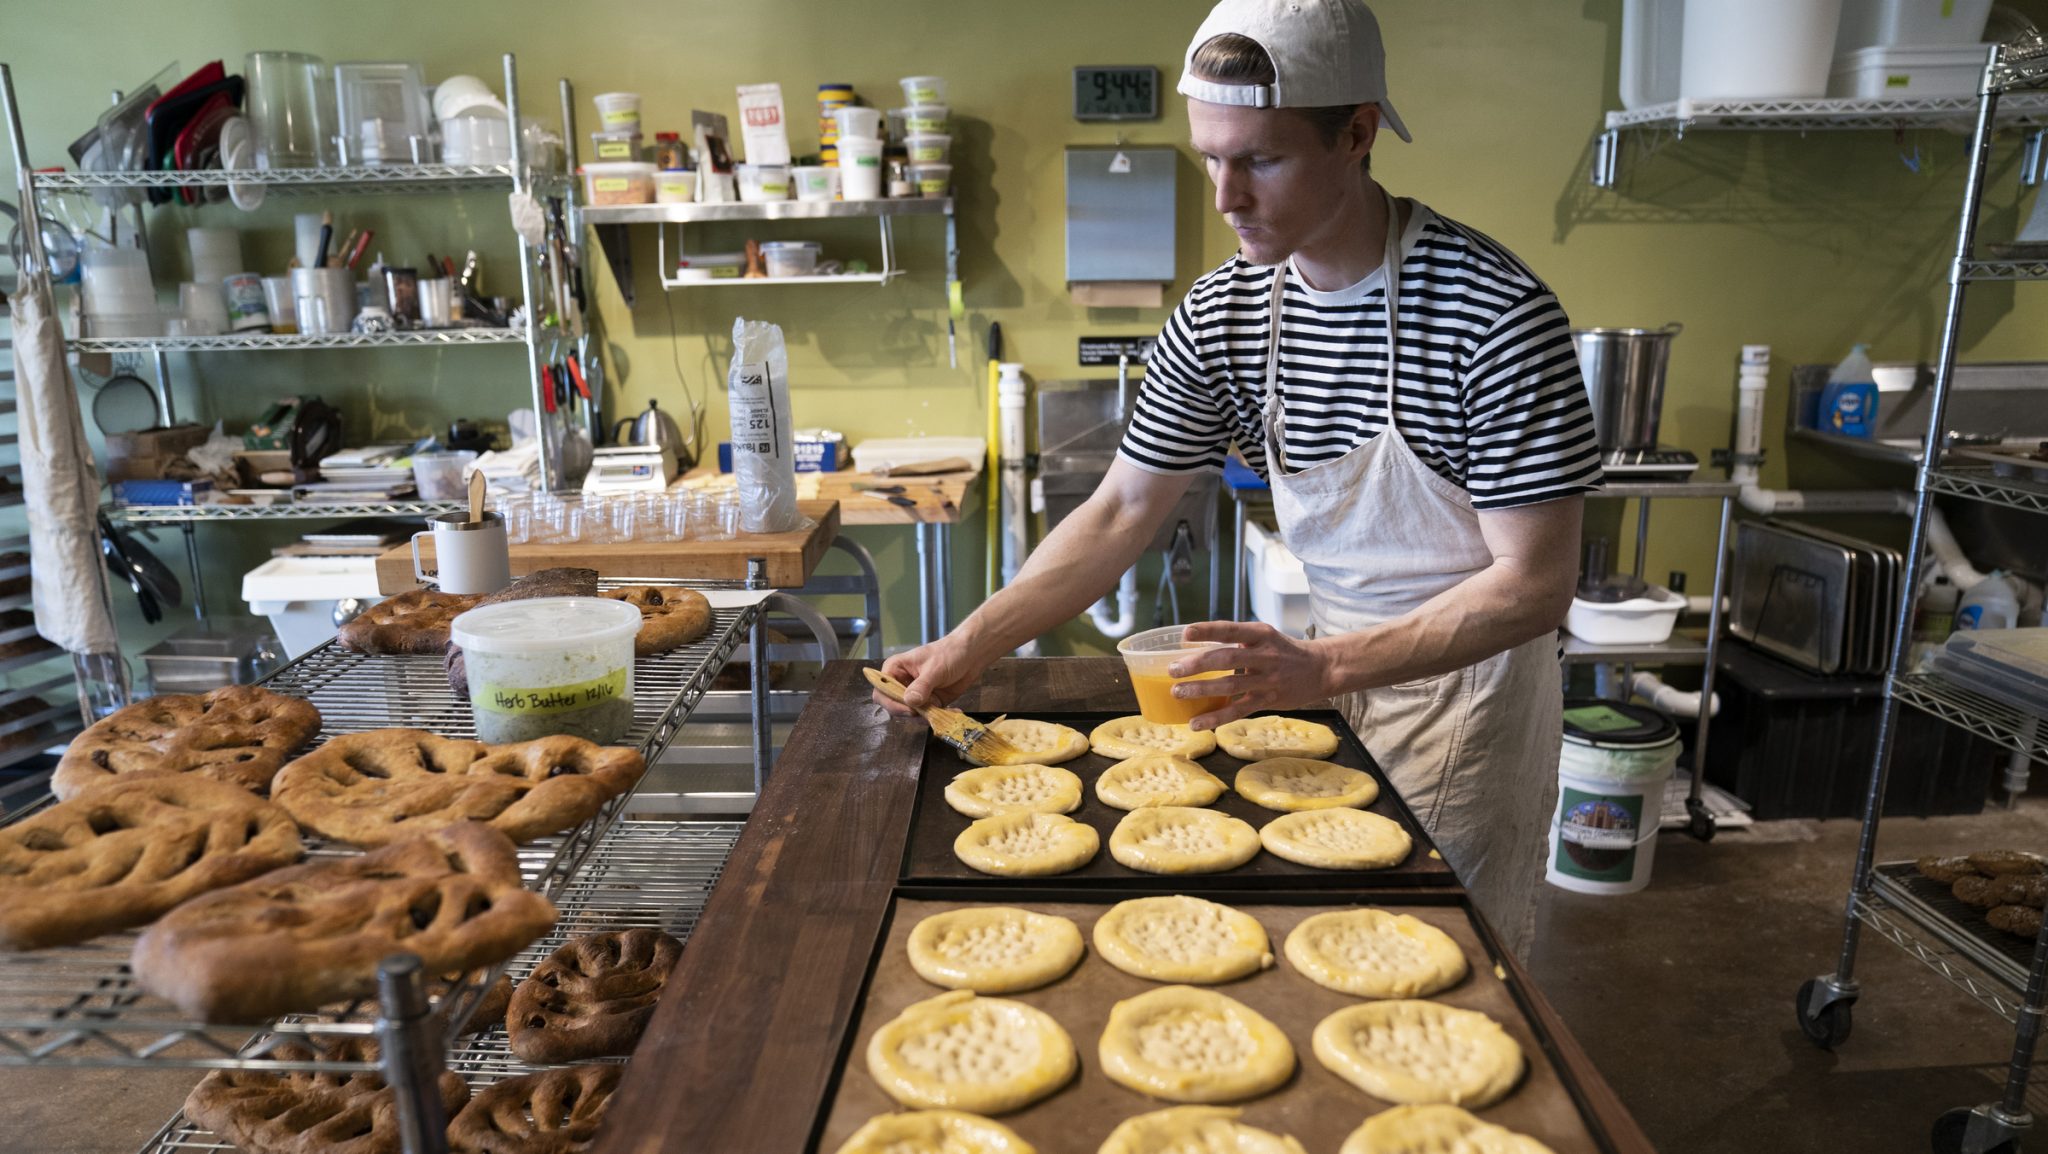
612 399 686 457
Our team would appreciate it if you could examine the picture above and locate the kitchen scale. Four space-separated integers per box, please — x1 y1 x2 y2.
1601 445 1699 481
582 445 676 495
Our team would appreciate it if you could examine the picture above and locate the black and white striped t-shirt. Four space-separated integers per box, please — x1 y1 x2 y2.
1118 200 1603 511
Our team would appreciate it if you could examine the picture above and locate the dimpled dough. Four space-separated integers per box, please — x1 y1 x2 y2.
981 719 1090 766
1099 986 1294 1103
945 765 1085 817
1259 808 1412 870
1284 909 1468 998
832 1109 1039 1154
1214 717 1341 761
907 907 1085 993
1312 1001 1525 1108
1100 1106 1308 1154
1092 895 1274 984
867 990 1077 1115
1338 1105 1558 1154
1090 717 1218 760
1109 807 1260 875
1096 755 1228 811
954 812 1100 877
1234 758 1379 812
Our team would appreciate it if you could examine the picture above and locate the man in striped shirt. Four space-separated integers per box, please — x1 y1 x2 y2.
883 0 1600 954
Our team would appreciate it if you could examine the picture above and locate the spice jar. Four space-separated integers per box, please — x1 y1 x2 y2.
655 132 688 171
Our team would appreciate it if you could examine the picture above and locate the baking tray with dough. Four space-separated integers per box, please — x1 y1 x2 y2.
900 710 1457 889
813 893 1611 1154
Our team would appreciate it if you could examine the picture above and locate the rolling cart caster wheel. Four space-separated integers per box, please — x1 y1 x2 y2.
1686 808 1716 843
1796 978 1853 1049
1931 1107 2020 1154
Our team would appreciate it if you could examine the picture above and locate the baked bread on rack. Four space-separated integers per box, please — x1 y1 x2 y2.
52 685 322 800
506 928 684 1063
131 822 556 1023
601 585 714 656
270 729 646 847
338 588 483 655
183 1036 471 1154
0 774 303 950
446 1064 622 1154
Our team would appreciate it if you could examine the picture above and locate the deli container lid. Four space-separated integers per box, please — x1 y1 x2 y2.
450 596 642 655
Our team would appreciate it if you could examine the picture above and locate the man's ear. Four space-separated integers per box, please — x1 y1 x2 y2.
1347 104 1381 166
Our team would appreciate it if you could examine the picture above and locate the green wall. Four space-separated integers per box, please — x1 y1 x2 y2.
9 0 2048 665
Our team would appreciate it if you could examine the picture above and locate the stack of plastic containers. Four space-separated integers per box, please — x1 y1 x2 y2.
835 103 885 200
896 76 950 198
81 247 160 338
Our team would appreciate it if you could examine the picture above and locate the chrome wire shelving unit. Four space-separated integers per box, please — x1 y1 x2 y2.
106 499 471 524
70 327 530 354
1798 44 2048 1154
30 164 518 196
133 816 744 1152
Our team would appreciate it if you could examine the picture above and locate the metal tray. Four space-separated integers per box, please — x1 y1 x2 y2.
899 710 1457 890
811 891 1613 1154
1732 521 1856 674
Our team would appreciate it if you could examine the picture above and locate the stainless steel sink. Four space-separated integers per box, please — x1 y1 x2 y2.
1036 378 1218 552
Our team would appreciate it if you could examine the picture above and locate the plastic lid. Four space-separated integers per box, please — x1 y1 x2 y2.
1561 699 1680 749
450 596 642 655
582 161 657 174
1740 345 1770 365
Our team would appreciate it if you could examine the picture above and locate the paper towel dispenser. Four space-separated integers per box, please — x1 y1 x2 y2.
1065 146 1177 284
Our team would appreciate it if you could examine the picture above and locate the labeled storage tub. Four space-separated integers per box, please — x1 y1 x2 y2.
1828 44 1988 99
450 597 641 745
1547 700 1681 895
1836 0 1993 49
582 161 655 206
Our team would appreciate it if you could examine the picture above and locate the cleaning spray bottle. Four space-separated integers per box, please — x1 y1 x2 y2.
1819 343 1878 438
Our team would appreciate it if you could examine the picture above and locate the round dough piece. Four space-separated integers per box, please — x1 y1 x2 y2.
602 585 714 656
866 990 1077 1114
833 1110 1037 1154
1098 985 1294 1103
981 719 1090 766
1096 754 1228 811
1259 809 1412 871
908 907 1085 993
1214 716 1340 761
955 812 1100 877
946 765 1085 817
1312 1001 1525 1108
1109 808 1260 875
1235 758 1379 812
1283 910 1468 999
1090 716 1218 761
1101 1107 1307 1154
1340 1105 1557 1154
1092 895 1273 985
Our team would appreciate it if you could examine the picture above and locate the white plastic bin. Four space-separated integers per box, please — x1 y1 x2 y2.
1837 0 1993 51
241 555 386 658
1681 0 1844 98
1243 519 1311 638
1565 586 1685 646
1828 44 1987 98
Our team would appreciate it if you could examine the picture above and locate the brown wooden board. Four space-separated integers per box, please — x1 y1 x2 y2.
814 892 1612 1154
901 710 1458 890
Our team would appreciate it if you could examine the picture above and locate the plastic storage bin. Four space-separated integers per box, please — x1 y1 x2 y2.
1243 518 1310 638
1828 44 1987 98
242 555 387 658
583 161 655 205
761 241 821 278
1837 0 1993 50
1564 586 1685 646
1681 0 1843 98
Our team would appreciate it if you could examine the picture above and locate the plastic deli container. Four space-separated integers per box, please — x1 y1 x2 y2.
655 169 697 203
594 91 641 134
909 163 952 198
833 106 883 141
736 163 791 202
583 161 656 205
1117 624 1234 726
411 450 476 501
450 597 643 745
793 165 839 201
904 104 949 135
900 75 947 105
762 241 822 278
838 137 884 199
590 130 642 161
905 133 951 165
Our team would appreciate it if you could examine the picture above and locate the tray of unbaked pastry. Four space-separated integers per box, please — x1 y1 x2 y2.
900 710 1458 890
812 891 1612 1154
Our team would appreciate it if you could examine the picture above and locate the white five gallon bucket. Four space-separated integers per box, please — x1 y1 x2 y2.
1546 700 1681 896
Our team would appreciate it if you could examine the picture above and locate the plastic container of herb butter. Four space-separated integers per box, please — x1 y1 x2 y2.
450 597 642 745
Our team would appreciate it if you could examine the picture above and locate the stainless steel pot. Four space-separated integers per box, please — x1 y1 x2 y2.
1572 324 1682 451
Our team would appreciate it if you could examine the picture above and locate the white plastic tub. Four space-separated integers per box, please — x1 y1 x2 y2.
900 76 947 105
736 163 790 203
1565 586 1686 646
762 241 821 278
582 161 656 206
1829 44 1987 98
450 597 642 745
241 555 386 658
905 133 951 165
1837 0 1993 50
909 163 952 198
1681 0 1844 99
1243 519 1311 638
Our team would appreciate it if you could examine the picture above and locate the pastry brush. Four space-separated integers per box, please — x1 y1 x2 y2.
863 668 1021 766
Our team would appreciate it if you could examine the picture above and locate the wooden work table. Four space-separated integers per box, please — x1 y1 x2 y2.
597 658 1654 1154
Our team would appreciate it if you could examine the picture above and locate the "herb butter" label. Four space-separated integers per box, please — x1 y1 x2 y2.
476 668 627 715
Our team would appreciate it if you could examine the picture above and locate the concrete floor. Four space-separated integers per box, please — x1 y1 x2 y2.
8 803 2048 1153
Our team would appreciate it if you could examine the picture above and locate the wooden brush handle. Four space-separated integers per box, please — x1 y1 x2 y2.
863 667 914 705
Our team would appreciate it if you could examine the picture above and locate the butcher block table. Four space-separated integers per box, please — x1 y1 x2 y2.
595 658 1655 1154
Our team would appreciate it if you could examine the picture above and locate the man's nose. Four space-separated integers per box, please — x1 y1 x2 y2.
1214 167 1250 216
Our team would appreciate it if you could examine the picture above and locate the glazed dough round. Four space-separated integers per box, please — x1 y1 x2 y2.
981 719 1090 766
1095 754 1228 811
1099 985 1294 1103
1092 896 1274 985
1312 1001 1525 1108
1259 809 1412 870
908 907 1085 994
1109 807 1260 875
955 812 1100 877
946 764 1085 817
833 1109 1038 1154
1100 1107 1307 1154
1339 1105 1556 1154
1235 758 1379 812
1214 716 1340 761
867 990 1077 1114
1284 909 1468 999
1090 716 1218 761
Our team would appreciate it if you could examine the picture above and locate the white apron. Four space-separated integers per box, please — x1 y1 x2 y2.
1263 193 1563 958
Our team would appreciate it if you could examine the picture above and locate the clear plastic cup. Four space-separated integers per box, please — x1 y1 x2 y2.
900 76 947 106
1116 625 1235 725
695 494 739 541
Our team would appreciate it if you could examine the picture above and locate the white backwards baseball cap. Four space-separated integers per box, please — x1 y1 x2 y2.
1178 0 1412 142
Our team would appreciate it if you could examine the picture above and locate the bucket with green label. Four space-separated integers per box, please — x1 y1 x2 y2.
1546 699 1681 895
450 597 642 746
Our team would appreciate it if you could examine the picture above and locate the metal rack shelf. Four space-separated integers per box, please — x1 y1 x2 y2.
583 197 952 225
1958 258 2048 282
675 272 903 287
1890 671 2048 762
1860 863 2033 1024
71 328 529 354
32 164 516 196
1927 465 2048 514
0 600 756 1070
105 499 470 523
1561 629 1711 667
135 816 745 1151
